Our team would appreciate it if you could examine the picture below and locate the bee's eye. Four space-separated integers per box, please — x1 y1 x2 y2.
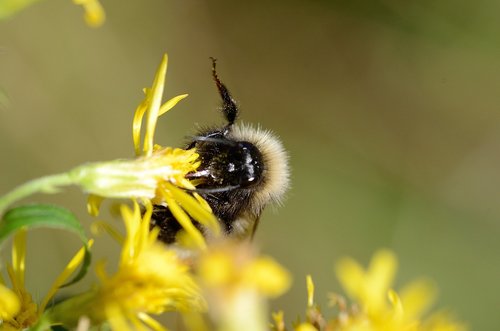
232 142 263 187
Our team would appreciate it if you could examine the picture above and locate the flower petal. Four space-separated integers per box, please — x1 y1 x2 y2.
243 257 291 297
306 275 314 307
73 0 106 27
163 194 206 250
367 249 397 299
0 284 20 320
335 256 365 301
143 54 168 156
132 89 151 156
39 240 95 313
158 94 189 117
87 194 104 216
162 182 220 236
398 278 437 319
359 249 397 311
11 229 27 288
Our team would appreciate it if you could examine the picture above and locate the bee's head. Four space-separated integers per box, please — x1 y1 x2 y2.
185 58 289 203
188 137 264 190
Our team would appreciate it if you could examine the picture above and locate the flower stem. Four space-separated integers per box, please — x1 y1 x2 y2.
0 173 74 215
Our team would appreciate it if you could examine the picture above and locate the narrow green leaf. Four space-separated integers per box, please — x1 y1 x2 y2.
0 204 87 243
0 204 91 287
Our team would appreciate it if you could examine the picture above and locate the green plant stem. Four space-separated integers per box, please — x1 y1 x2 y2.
0 173 74 215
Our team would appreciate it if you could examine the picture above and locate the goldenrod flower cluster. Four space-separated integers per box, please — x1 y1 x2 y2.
0 54 467 331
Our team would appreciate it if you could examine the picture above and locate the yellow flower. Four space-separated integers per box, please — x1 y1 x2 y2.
49 202 205 331
73 147 200 201
331 249 466 331
73 0 105 27
95 204 206 330
84 54 220 248
0 230 90 330
198 242 291 331
335 249 401 318
278 251 466 331
73 146 215 246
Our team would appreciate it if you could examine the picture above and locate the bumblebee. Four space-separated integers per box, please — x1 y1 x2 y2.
151 59 290 243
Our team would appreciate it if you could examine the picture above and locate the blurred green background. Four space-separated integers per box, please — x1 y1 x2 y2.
1 0 500 329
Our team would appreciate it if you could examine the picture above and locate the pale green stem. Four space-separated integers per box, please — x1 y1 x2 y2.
0 173 74 215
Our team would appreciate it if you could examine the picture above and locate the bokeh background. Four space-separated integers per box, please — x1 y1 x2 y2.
1 0 500 329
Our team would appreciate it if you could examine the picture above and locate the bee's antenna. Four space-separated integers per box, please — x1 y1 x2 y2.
181 180 241 194
193 186 241 194
210 57 238 128
192 136 238 147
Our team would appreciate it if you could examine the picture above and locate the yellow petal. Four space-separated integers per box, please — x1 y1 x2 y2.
163 182 220 236
272 310 286 331
387 289 404 317
91 220 124 244
335 257 365 300
198 251 233 286
306 275 314 307
119 202 146 263
39 239 95 313
132 89 151 156
192 192 213 213
87 194 104 216
143 54 168 156
0 284 20 320
158 94 189 117
367 249 397 297
362 249 397 310
11 229 27 288
243 257 291 297
139 200 153 252
164 194 206 250
398 278 437 319
73 0 106 27
95 260 109 283
106 305 133 331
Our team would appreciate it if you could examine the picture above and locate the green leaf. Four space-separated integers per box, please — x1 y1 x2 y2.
0 204 87 242
0 204 91 287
